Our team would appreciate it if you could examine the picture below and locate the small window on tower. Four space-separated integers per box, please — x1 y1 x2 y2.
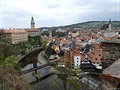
77 58 79 59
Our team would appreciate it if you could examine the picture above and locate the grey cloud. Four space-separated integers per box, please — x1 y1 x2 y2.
1 0 120 28
46 4 61 8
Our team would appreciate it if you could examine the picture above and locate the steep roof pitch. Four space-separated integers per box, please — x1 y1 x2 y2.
87 49 102 63
103 58 120 79
60 40 70 45
100 24 109 30
80 44 93 54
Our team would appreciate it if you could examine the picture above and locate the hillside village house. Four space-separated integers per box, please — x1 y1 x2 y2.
60 37 70 47
2 29 28 44
101 19 116 38
71 31 79 38
62 42 102 69
64 48 81 68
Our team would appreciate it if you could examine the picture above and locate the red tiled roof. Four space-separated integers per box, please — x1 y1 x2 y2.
3 29 27 34
87 49 102 63
60 40 70 45
25 28 38 32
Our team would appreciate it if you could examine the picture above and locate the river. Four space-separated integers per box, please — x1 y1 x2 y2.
19 49 62 90
19 49 95 90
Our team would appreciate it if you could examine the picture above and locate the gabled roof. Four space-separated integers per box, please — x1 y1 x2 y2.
81 63 96 68
45 46 57 57
80 44 93 54
92 44 101 49
103 58 120 79
3 29 27 34
81 58 91 64
58 50 64 57
25 28 38 32
100 24 109 30
60 40 70 45
87 49 102 63
102 40 120 44
74 37 81 42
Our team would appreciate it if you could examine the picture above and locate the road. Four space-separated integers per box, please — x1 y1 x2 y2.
37 51 47 64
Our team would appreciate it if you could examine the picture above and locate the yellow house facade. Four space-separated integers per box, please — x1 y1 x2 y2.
3 29 28 44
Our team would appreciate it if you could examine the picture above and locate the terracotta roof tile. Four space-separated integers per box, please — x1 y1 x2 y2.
87 49 102 63
3 29 27 34
25 28 38 32
60 40 70 45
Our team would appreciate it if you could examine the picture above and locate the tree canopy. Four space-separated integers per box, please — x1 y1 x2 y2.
51 59 81 90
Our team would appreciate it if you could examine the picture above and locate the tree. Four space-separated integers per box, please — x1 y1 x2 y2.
51 59 80 90
41 31 49 36
28 36 42 47
0 55 21 71
0 39 20 58
41 40 47 50
0 65 31 90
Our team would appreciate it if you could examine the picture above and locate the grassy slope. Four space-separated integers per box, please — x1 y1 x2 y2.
64 21 120 29
39 21 120 30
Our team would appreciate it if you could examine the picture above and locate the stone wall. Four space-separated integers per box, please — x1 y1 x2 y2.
101 79 117 90
102 40 120 69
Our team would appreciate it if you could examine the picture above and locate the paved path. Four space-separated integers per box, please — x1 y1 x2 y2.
37 51 47 64
37 51 58 73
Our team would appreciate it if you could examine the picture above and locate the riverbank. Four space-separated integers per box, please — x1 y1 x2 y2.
37 51 58 73
17 47 42 61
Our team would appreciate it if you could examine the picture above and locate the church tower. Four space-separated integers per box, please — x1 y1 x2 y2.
31 16 35 28
49 30 52 38
108 19 111 31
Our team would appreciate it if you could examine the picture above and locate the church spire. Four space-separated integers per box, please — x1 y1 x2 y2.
108 19 111 31
31 16 35 28
109 19 111 24
49 29 52 38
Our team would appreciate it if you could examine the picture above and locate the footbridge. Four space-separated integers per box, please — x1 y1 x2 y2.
19 60 58 75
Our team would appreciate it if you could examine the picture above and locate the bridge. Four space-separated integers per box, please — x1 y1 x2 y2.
16 47 43 61
19 60 58 75
29 73 55 85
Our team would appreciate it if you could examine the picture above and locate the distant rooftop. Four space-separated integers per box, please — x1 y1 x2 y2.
100 24 108 30
102 40 120 44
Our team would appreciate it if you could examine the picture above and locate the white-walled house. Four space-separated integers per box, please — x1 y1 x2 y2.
74 55 81 68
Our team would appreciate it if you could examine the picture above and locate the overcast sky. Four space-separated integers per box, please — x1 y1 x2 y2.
0 0 120 29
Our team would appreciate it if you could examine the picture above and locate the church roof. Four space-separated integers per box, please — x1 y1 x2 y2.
100 24 109 30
